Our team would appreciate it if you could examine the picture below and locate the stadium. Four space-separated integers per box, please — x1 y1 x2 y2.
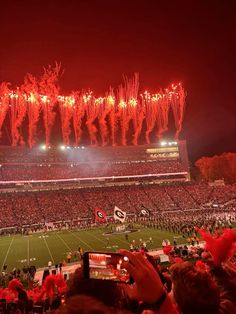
0 139 235 269
1 1 236 311
0 141 188 264
0 72 236 312
0 69 236 312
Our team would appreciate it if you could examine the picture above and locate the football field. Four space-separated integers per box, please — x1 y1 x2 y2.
0 226 179 270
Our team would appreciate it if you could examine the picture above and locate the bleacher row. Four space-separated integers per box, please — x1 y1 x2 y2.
0 183 235 228
0 160 186 181
0 145 179 163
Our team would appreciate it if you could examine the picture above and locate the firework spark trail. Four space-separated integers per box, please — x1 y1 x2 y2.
98 95 110 146
127 73 140 145
42 98 55 147
10 89 27 146
59 95 74 145
23 73 41 148
118 81 128 146
0 82 10 140
107 89 117 146
39 63 61 146
85 91 99 145
172 83 186 139
132 101 145 145
27 94 41 148
118 74 139 145
72 92 85 145
0 70 187 146
143 91 158 144
156 91 170 140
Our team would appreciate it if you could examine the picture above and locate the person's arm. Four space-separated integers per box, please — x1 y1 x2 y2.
120 250 178 313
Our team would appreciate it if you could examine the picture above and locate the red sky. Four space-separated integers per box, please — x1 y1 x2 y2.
0 0 235 160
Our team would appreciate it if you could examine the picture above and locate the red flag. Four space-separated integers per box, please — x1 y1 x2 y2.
94 208 107 222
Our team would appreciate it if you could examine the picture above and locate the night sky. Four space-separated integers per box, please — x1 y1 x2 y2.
1 0 235 161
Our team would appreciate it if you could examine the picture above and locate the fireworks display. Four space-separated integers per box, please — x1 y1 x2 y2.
0 65 187 147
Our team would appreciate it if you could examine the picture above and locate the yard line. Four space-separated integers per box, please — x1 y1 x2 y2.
138 227 170 242
1 236 14 271
42 235 55 265
110 234 130 246
55 232 73 252
27 236 30 266
66 230 94 250
84 230 107 245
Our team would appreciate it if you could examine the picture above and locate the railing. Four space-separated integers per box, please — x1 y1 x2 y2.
0 172 188 185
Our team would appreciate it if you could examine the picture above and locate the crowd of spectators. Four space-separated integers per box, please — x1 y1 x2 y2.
0 146 235 313
0 160 186 181
0 228 235 314
0 179 236 313
0 143 189 184
61 242 236 313
0 145 179 164
0 183 235 230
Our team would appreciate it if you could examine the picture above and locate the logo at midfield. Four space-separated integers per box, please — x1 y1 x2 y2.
94 208 107 222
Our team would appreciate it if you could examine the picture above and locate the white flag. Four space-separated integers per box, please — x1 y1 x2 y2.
114 206 126 223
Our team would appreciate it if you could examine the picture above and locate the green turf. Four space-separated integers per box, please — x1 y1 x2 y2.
0 226 179 270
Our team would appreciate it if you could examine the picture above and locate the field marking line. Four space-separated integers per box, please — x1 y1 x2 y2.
27 236 30 266
42 235 55 265
138 226 177 240
90 228 131 246
134 226 162 237
1 236 14 271
109 234 129 246
84 230 107 245
55 232 73 252
66 230 94 250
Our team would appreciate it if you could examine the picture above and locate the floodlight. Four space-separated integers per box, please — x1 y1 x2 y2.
160 141 167 146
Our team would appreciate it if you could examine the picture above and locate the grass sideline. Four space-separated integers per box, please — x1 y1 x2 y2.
0 225 180 270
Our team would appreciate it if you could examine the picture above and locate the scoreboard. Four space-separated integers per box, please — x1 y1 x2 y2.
145 145 179 160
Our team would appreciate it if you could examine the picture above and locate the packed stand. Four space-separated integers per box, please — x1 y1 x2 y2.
0 160 185 182
0 183 236 231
